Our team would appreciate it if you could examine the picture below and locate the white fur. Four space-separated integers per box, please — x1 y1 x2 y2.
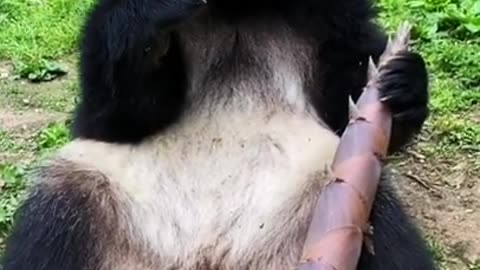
56 108 339 268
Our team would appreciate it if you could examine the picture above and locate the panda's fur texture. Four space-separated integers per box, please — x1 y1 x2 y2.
1 0 435 269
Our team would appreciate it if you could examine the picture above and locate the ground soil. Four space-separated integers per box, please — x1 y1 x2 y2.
389 151 480 268
0 58 479 269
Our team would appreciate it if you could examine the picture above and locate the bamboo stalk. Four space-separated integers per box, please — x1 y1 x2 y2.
298 23 412 270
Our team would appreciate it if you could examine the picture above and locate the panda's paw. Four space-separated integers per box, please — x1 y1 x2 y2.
377 51 429 153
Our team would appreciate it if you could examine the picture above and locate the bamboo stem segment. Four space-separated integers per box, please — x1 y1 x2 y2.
298 23 412 270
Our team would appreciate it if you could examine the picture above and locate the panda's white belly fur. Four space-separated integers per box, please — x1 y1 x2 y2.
54 110 339 269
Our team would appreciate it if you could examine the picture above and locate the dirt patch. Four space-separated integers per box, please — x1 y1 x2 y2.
0 109 67 131
390 148 480 268
0 61 11 80
0 59 72 164
470 105 480 125
0 56 78 113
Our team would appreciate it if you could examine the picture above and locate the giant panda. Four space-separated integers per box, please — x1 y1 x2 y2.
1 0 435 269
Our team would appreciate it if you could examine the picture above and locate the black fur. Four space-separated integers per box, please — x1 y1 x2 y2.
72 0 204 143
378 52 429 153
358 173 436 270
2 183 105 270
2 0 433 269
1 188 97 270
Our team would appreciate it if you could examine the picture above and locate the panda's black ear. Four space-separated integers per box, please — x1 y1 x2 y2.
1 169 118 270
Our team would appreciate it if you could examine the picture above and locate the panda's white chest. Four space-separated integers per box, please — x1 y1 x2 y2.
59 111 339 268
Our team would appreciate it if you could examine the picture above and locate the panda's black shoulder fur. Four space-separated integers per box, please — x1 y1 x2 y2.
71 0 193 143
71 0 387 143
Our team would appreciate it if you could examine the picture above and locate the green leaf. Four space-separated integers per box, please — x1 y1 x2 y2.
0 207 7 222
407 0 425 8
464 22 480 33
472 1 480 15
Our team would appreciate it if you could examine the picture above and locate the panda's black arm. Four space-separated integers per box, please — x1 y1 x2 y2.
72 0 203 144
345 24 429 154
378 51 429 154
315 22 428 154
312 23 388 136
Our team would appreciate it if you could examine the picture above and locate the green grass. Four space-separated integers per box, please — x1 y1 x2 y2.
0 121 69 246
34 121 70 153
427 237 449 266
427 237 480 270
0 164 27 242
0 131 20 153
0 0 94 79
379 0 480 158
471 262 480 270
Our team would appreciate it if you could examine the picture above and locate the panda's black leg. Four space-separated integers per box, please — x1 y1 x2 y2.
357 174 437 270
1 170 118 270
72 0 204 144
377 51 429 154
